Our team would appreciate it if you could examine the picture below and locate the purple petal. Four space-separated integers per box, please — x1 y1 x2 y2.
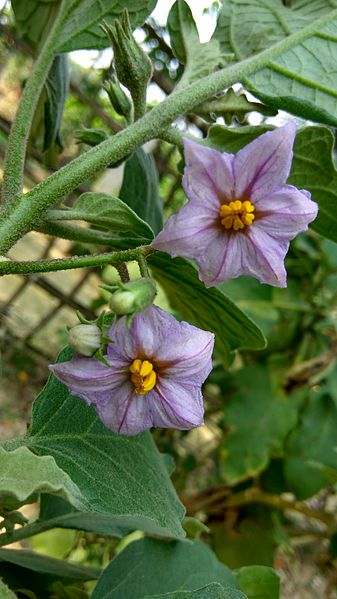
245 226 288 287
256 185 318 238
94 381 153 436
234 123 296 200
50 357 127 404
148 379 204 430
183 138 235 206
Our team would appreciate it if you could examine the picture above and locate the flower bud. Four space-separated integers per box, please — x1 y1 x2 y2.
68 324 101 357
104 75 133 121
75 127 107 147
109 277 156 316
102 10 153 115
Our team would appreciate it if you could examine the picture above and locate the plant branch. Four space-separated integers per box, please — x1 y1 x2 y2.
0 8 335 253
0 246 155 276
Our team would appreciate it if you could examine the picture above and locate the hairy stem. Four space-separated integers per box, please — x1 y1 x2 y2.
0 246 155 277
0 8 335 254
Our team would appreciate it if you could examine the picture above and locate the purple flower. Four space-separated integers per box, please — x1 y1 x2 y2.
152 123 318 287
50 306 214 436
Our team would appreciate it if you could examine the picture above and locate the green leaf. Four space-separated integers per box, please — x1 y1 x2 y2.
54 0 158 52
12 0 61 49
47 192 154 243
4 349 185 539
235 566 280 599
0 446 83 511
194 89 276 124
168 0 223 88
43 54 68 152
213 0 337 126
119 149 163 235
284 391 337 499
145 584 247 599
0 579 18 599
221 365 298 483
149 253 266 367
0 548 100 582
91 538 239 599
207 124 337 246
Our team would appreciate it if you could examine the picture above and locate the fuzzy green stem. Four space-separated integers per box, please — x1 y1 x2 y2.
137 253 150 278
0 246 155 276
1 1 67 206
0 9 335 254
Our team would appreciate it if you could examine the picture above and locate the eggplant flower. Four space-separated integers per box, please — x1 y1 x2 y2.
50 305 214 436
152 123 318 287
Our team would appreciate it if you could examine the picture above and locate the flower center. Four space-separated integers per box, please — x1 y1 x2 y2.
129 358 157 395
219 200 255 231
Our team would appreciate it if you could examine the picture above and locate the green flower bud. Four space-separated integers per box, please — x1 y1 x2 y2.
109 277 156 316
68 324 101 357
104 75 133 120
102 10 153 118
75 127 107 147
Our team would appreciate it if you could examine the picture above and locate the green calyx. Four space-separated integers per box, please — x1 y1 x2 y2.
75 127 108 147
108 277 157 317
104 75 133 122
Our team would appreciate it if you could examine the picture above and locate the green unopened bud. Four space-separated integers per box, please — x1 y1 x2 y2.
68 324 101 356
104 75 133 120
102 10 153 119
109 277 156 316
75 127 107 147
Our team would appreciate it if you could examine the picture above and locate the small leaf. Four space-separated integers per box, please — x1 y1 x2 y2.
120 149 163 235
0 446 83 511
47 192 154 241
168 0 224 88
2 349 185 539
0 548 100 582
43 54 68 152
0 579 18 599
91 538 238 599
149 253 266 366
235 566 280 599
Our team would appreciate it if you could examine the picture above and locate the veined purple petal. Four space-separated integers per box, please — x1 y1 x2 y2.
245 226 288 287
148 379 204 430
183 137 235 207
94 381 153 436
50 356 127 402
234 123 296 200
194 229 247 287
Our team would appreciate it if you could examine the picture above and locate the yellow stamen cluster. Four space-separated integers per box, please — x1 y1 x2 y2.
220 200 255 231
130 359 156 395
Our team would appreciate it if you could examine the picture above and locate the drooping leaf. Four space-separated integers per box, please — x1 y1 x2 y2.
0 548 100 582
0 579 18 599
235 566 280 599
207 124 337 246
213 0 337 126
221 365 298 483
0 446 83 511
55 0 158 52
145 584 247 599
2 349 185 539
119 148 163 235
284 390 337 499
47 192 154 242
168 0 224 88
91 538 239 599
149 253 266 367
43 54 68 152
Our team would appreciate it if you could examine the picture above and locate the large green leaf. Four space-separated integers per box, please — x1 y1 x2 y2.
235 566 280 599
213 0 337 126
207 124 337 245
91 538 239 599
146 584 246 599
149 253 266 366
168 0 223 88
12 0 61 49
221 366 298 483
2 349 185 539
120 148 163 235
0 446 83 511
0 548 100 581
284 390 337 499
56 0 157 52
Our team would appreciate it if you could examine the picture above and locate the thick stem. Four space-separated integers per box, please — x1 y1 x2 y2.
0 8 335 253
1 1 67 206
0 246 155 276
